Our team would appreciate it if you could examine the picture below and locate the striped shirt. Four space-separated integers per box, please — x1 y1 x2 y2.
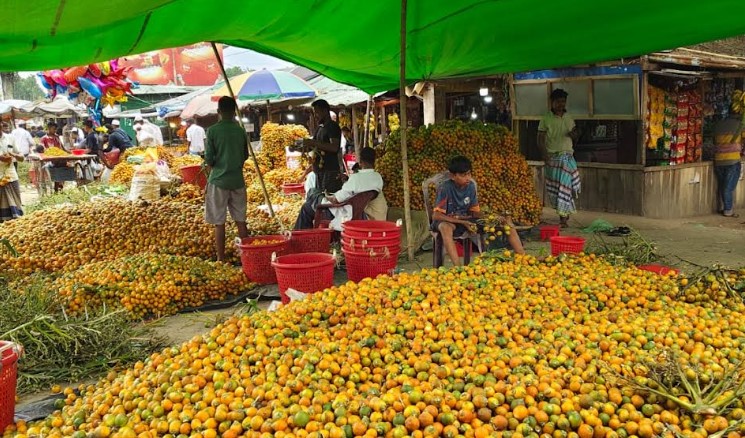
714 117 743 166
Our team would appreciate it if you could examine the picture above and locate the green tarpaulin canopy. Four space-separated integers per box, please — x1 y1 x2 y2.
3 0 745 93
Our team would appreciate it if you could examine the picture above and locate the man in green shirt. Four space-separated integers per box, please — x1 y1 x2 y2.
204 96 250 261
538 88 581 228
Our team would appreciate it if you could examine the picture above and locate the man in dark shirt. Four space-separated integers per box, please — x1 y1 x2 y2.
295 99 342 204
107 120 132 153
81 120 100 156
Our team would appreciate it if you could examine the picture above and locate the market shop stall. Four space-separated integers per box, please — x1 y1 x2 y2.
511 54 745 219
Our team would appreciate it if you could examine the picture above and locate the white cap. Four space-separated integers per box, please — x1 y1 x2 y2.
111 120 120 126
134 115 144 122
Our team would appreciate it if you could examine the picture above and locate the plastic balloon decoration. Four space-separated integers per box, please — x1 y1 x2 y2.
39 59 139 126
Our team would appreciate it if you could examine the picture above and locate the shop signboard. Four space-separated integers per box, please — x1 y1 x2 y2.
120 43 223 86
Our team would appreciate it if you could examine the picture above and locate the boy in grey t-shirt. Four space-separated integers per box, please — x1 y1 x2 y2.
432 156 524 265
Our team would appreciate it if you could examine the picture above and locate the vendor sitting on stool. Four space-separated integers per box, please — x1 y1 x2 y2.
432 155 525 266
294 147 386 230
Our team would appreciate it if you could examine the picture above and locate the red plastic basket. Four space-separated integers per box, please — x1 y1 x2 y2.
342 220 401 238
638 264 680 276
237 236 289 284
540 225 561 241
549 236 586 256
341 236 401 251
288 228 333 254
272 253 335 304
71 149 86 156
282 182 305 196
343 247 400 282
0 342 20 433
180 165 207 190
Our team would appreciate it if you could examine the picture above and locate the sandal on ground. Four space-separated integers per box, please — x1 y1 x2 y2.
606 226 631 237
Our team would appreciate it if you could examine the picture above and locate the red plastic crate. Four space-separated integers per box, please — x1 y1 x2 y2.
288 228 333 254
342 220 401 239
343 247 400 282
549 236 586 256
282 182 305 196
540 225 560 241
273 253 335 304
236 236 289 284
638 264 680 276
0 342 20 433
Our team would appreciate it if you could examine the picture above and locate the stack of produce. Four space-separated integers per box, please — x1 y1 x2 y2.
243 199 304 236
108 162 135 185
171 154 203 174
43 146 68 157
0 199 239 278
166 183 204 204
11 254 745 438
388 112 400 132
263 167 305 191
338 112 351 129
646 86 665 149
378 121 542 225
53 254 253 318
258 122 309 168
122 145 175 168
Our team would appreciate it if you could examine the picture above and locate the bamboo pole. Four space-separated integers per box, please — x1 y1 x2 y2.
352 105 361 157
400 0 414 261
211 42 279 223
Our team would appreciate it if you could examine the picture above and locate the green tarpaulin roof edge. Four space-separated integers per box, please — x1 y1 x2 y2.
3 0 745 93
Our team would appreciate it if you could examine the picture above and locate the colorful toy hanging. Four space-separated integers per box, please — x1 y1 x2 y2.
38 59 138 126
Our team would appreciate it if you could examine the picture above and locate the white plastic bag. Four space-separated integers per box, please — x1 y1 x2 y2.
285 288 308 302
155 159 172 181
267 301 283 312
101 167 112 183
128 174 160 201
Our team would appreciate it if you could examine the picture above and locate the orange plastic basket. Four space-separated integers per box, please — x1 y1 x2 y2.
272 253 335 304
0 342 20 433
549 236 586 256
237 236 289 284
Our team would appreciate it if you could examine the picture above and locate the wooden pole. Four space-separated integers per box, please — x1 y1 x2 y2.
363 96 372 148
211 42 280 223
380 105 387 141
352 105 361 156
400 0 414 261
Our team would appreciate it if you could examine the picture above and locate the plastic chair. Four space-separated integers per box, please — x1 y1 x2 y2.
422 172 484 267
313 190 379 229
